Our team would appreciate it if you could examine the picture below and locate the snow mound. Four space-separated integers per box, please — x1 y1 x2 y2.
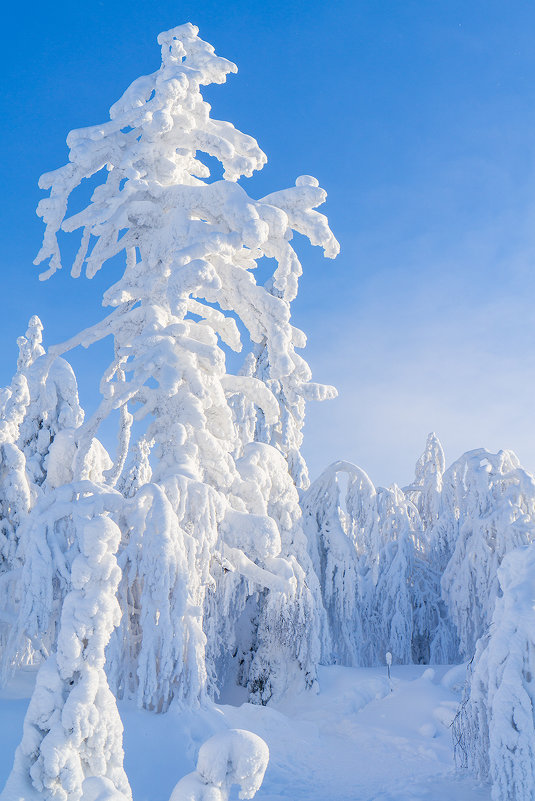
169 729 269 801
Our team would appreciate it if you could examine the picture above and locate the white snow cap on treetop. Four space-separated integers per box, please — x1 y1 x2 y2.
156 23 238 84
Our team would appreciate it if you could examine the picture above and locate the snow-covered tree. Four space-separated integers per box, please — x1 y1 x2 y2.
440 448 535 658
459 544 535 801
368 485 415 665
224 444 324 703
0 313 86 557
1 484 131 801
0 315 89 662
410 548 458 665
303 457 456 667
302 461 371 666
0 348 32 655
303 464 418 667
0 316 109 675
16 316 84 490
29 23 338 709
3 19 339 801
0 362 31 576
404 432 445 536
400 433 458 663
235 277 337 493
169 729 269 801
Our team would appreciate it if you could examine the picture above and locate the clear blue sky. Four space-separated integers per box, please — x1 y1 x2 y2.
2 0 535 486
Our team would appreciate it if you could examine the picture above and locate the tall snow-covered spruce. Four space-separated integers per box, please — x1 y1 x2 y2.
2 22 338 801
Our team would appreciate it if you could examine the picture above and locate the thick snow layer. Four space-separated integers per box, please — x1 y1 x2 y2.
460 545 535 801
23 21 339 712
169 729 269 800
0 665 489 801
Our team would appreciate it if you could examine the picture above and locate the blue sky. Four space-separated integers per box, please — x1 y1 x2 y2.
2 0 535 486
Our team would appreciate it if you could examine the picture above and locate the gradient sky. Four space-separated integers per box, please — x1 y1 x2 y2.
2 0 535 487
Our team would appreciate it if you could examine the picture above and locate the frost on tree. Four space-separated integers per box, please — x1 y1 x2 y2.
404 432 445 535
369 485 415 665
303 462 418 666
1 486 131 801
373 482 456 666
208 444 324 704
0 316 87 661
301 461 371 666
302 459 454 667
232 223 337 492
16 316 84 489
0 339 32 655
440 449 535 658
0 333 32 576
30 23 338 708
458 545 535 801
404 433 458 664
302 463 419 667
410 541 457 665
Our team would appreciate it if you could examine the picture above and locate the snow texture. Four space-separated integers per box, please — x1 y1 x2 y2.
1 17 532 801
0 317 87 665
0 664 491 801
1 488 131 801
22 21 338 715
459 545 535 801
301 453 452 668
439 448 535 657
169 729 268 801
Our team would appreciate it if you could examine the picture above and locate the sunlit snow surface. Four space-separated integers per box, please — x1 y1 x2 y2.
0 665 489 801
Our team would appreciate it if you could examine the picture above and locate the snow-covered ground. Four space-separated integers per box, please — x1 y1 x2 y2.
0 664 490 801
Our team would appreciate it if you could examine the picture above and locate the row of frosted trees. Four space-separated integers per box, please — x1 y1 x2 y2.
303 434 535 668
303 436 535 801
0 21 533 801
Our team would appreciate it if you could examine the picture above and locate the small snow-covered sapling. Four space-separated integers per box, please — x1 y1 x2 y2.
169 729 269 801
